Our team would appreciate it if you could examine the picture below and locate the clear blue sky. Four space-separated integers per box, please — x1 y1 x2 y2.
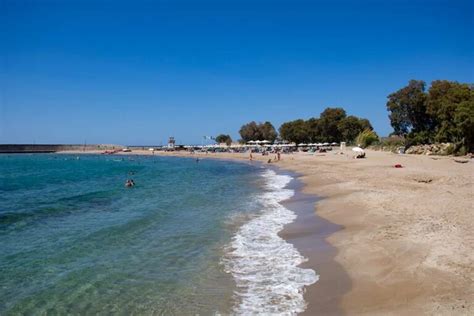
1 0 473 145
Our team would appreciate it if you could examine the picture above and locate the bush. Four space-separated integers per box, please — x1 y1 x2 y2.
445 143 455 156
372 135 406 152
456 145 467 156
380 135 405 147
355 129 379 148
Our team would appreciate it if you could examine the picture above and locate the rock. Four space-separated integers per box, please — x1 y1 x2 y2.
406 143 454 156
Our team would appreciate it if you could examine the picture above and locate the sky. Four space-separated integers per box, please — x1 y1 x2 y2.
1 0 473 145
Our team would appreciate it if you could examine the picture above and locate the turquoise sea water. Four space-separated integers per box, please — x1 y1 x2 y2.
0 154 316 314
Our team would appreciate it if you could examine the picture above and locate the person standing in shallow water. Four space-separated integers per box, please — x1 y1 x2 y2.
249 152 253 161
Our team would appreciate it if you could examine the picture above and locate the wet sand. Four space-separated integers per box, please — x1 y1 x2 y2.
280 171 350 315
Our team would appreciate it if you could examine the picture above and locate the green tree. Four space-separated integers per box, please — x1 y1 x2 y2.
306 118 323 142
427 80 473 146
318 107 347 142
337 115 372 143
239 121 278 142
279 119 309 144
454 96 474 152
358 118 373 131
239 121 262 142
260 121 278 142
215 134 233 146
386 80 434 140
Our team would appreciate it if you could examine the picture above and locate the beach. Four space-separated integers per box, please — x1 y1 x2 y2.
120 148 474 314
55 148 473 314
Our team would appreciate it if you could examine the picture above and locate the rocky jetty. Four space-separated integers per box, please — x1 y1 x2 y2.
405 143 454 156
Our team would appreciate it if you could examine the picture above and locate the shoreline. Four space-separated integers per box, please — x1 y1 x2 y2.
279 169 350 315
56 149 473 314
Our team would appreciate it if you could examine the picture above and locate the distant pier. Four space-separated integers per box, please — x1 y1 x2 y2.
0 144 123 154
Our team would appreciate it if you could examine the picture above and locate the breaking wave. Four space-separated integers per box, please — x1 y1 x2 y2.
223 169 318 315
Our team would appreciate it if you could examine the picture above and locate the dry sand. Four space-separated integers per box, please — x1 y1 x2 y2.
61 149 474 314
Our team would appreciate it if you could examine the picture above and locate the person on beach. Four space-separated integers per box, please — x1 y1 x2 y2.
277 152 281 161
249 152 253 161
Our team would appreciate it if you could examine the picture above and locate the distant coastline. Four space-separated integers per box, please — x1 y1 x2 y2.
0 144 124 153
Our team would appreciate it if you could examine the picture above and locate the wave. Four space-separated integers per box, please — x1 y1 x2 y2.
223 169 318 315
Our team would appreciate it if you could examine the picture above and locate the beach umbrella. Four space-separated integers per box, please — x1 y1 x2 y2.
323 142 330 146
298 143 307 146
331 142 338 146
316 143 323 146
248 140 256 144
261 140 270 144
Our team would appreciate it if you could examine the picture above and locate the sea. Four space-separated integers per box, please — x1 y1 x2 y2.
0 154 317 315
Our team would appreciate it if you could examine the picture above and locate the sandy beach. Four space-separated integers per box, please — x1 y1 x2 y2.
60 149 473 314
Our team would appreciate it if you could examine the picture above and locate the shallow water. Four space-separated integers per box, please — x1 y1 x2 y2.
0 154 316 314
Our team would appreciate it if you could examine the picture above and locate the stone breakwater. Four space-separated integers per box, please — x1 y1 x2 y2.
405 143 454 155
0 144 123 153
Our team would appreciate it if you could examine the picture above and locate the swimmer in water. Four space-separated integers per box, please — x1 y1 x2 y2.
125 179 135 187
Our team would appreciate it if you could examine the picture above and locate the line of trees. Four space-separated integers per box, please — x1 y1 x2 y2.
279 107 374 144
218 79 472 153
234 107 374 145
387 80 473 153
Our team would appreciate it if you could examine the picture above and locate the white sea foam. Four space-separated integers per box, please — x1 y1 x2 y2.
223 169 318 315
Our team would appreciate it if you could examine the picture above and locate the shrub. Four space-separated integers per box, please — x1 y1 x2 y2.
445 143 455 156
355 129 379 148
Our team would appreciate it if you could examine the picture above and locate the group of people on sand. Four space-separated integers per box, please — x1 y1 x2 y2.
249 151 281 163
